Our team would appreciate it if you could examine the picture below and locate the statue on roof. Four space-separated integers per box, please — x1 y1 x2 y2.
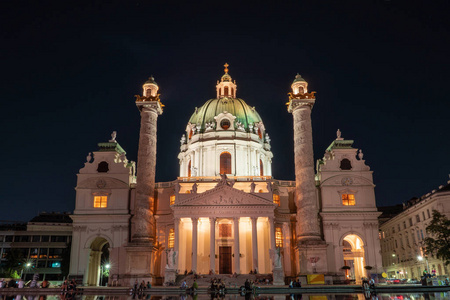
336 129 341 140
109 131 117 143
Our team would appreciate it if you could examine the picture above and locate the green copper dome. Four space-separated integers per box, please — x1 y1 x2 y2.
189 97 263 131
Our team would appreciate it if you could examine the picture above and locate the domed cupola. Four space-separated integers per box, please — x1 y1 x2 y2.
291 73 308 95
177 65 273 178
143 76 159 97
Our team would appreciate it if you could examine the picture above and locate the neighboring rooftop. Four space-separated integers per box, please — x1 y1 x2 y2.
28 212 73 224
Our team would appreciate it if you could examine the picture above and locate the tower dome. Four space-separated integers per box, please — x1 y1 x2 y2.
178 65 273 178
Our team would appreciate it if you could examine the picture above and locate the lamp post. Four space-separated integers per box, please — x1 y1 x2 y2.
20 262 31 279
100 263 110 286
417 256 430 274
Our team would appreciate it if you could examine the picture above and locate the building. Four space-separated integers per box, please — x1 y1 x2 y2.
0 212 72 281
69 66 382 286
379 180 450 279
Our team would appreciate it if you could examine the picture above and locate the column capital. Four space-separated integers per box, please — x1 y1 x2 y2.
192 217 199 224
209 217 216 223
250 216 258 223
233 217 240 222
287 97 315 113
136 97 164 115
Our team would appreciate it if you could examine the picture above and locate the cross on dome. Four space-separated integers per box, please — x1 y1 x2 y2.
224 63 229 74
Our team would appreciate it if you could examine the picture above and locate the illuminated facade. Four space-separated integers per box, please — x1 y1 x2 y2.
69 67 382 286
379 181 450 279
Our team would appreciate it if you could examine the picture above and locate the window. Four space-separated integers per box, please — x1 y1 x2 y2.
392 227 395 234
188 160 191 177
37 260 46 268
97 161 109 173
219 224 232 238
30 248 38 259
427 209 431 219
409 218 413 226
220 152 231 174
416 215 420 223
275 227 283 248
168 228 174 249
422 212 426 221
39 248 49 259
397 224 400 232
51 236 67 243
146 88 152 96
48 248 64 259
220 119 230 130
170 195 175 205
403 221 406 229
32 236 40 242
412 232 416 243
417 230 421 241
340 159 352 170
420 229 424 240
342 194 355 206
260 159 264 176
273 194 280 206
224 86 229 96
94 196 107 208
41 236 49 242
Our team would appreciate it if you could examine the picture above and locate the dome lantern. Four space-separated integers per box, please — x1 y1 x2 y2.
143 76 159 97
291 73 308 95
216 63 237 98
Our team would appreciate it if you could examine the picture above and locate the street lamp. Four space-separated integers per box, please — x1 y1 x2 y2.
417 255 430 274
100 263 111 286
20 262 32 279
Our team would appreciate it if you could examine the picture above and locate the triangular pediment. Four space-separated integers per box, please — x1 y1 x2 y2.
175 184 274 207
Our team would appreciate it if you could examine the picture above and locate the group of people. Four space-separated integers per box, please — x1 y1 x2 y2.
0 278 50 289
61 279 78 293
180 279 198 293
210 278 226 292
133 280 152 293
288 279 302 288
362 277 376 289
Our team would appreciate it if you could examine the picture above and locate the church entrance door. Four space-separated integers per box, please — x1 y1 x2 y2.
219 246 232 274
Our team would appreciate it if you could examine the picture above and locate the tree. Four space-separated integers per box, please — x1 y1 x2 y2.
424 210 450 266
4 249 25 278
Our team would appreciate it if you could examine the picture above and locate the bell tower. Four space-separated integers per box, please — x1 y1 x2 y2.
216 63 237 98
287 74 328 274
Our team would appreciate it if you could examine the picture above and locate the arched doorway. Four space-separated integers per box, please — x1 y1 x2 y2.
342 234 365 283
86 237 110 286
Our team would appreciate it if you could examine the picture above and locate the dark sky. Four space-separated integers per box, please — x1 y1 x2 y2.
1 0 449 222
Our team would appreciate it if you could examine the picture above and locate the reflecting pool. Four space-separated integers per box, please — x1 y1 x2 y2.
1 293 449 300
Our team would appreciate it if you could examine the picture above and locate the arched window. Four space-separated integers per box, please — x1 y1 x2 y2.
231 87 234 96
220 152 231 175
97 161 109 173
224 86 229 96
275 227 283 247
273 194 280 206
298 86 304 94
340 158 352 170
170 194 175 205
146 88 152 96
260 159 264 176
188 160 191 177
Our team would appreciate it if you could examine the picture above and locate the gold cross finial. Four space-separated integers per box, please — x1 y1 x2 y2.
224 63 229 74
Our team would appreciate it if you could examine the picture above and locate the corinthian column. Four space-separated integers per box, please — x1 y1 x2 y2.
132 79 164 243
287 74 321 242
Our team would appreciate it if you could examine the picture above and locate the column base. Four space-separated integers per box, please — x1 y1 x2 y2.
272 267 285 285
123 242 155 286
164 268 177 285
296 240 328 274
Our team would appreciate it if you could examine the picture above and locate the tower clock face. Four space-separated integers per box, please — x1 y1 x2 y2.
341 177 353 186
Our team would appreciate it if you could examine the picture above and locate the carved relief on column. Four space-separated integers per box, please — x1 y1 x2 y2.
290 100 321 241
132 101 163 243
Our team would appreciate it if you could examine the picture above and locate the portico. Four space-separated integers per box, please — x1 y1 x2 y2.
171 180 276 274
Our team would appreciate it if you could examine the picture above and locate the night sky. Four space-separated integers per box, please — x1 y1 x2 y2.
1 1 449 222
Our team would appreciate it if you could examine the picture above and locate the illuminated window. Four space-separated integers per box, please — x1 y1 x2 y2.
188 160 191 177
220 152 231 174
94 196 107 208
260 159 264 176
170 195 175 205
275 227 283 248
168 228 174 249
342 194 355 206
224 87 229 96
273 194 280 206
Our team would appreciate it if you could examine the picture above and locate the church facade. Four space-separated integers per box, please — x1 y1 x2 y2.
69 66 382 286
